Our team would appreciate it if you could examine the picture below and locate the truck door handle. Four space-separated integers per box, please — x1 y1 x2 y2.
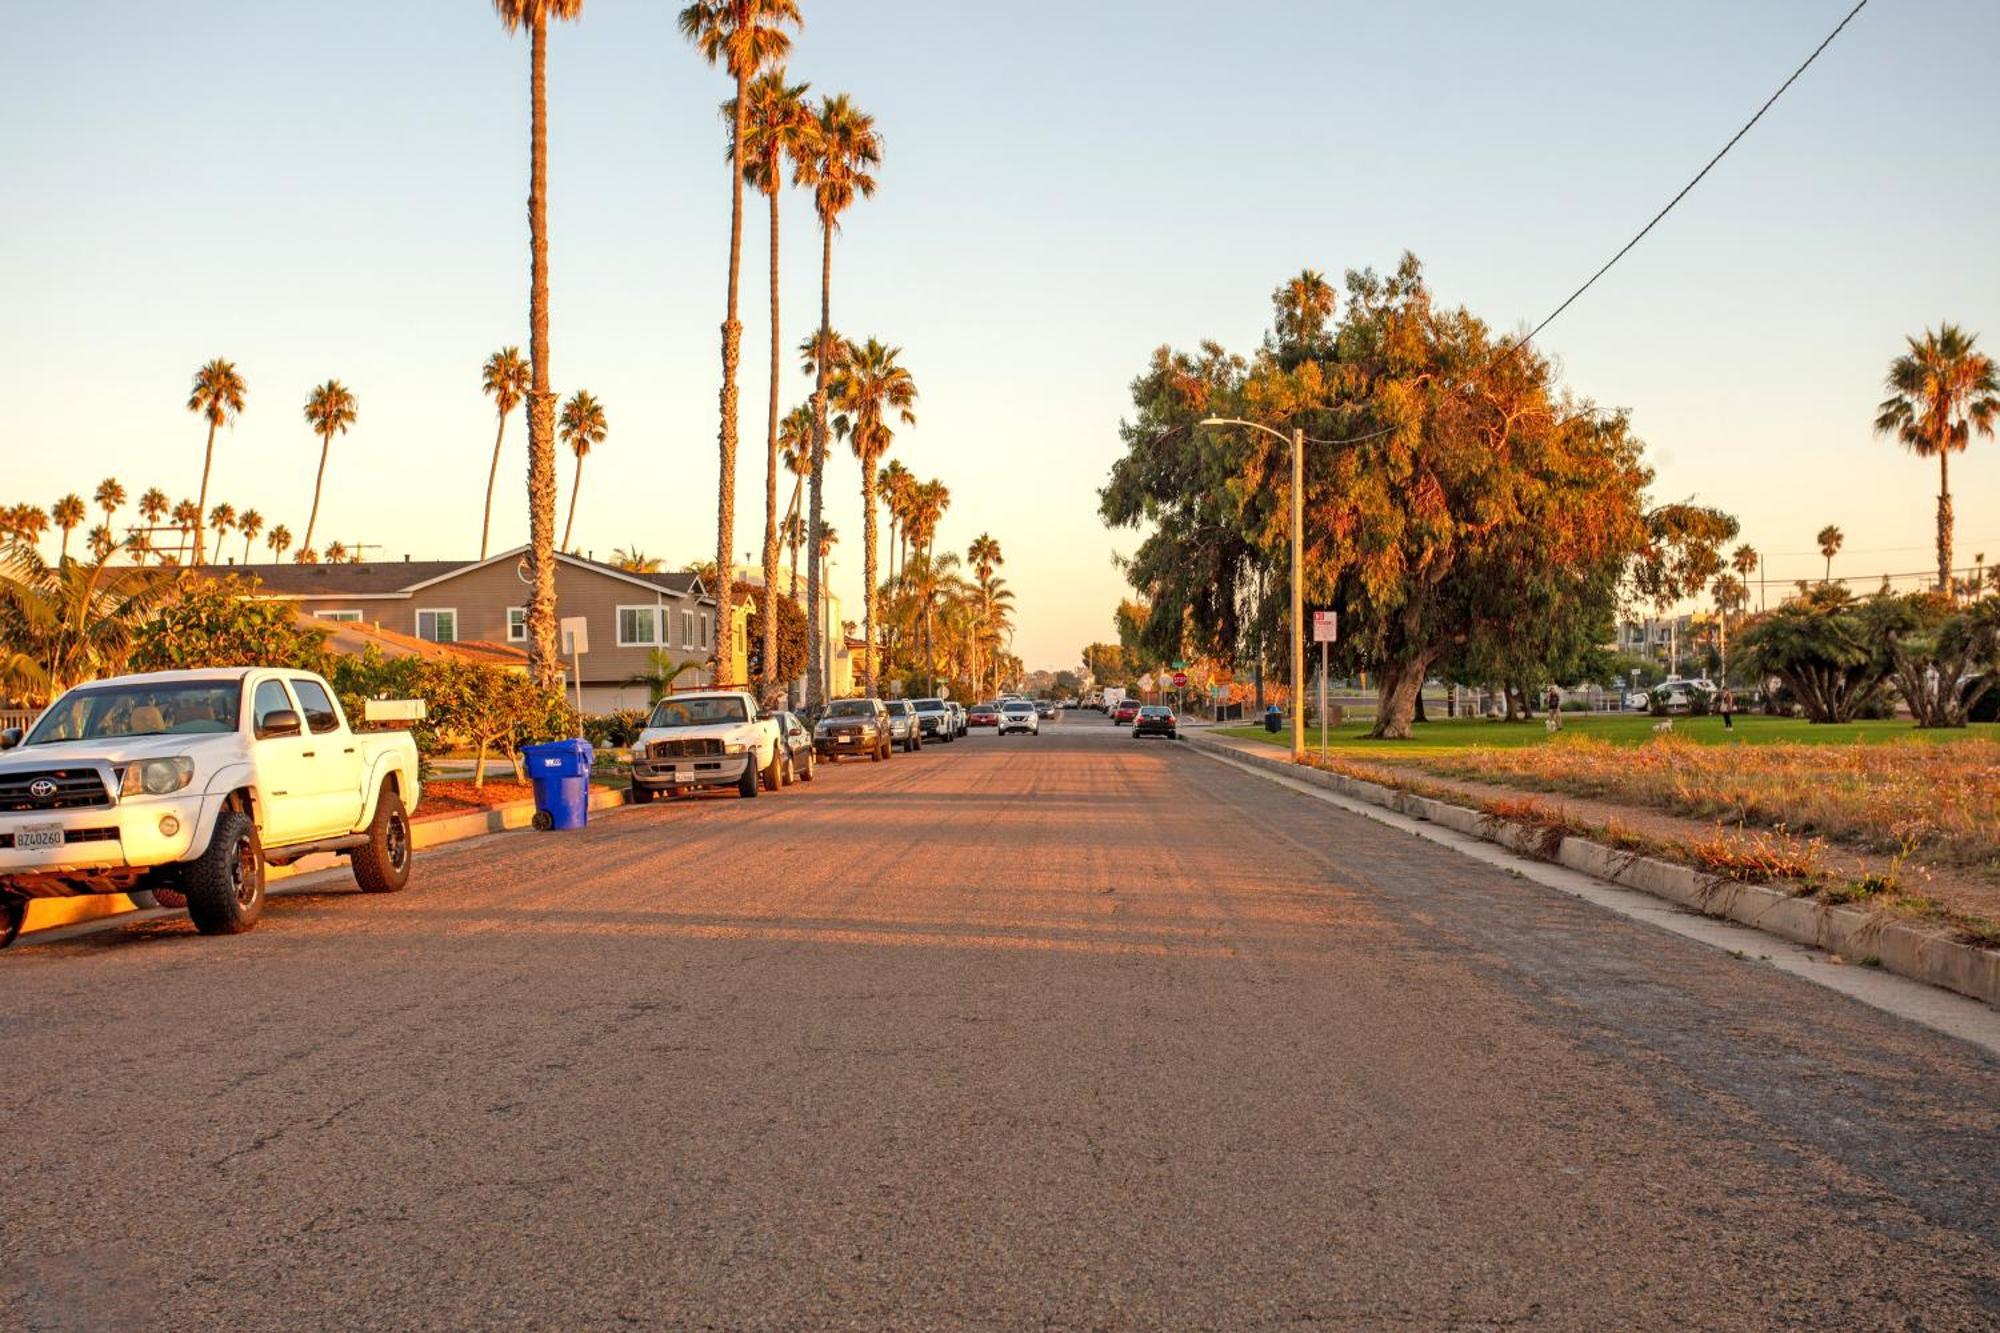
301 750 315 758
342 747 355 755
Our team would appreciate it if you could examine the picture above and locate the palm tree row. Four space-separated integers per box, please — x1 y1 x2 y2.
0 479 343 569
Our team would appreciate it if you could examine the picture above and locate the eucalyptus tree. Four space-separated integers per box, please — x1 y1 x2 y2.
480 346 530 559
1874 323 1998 595
680 0 801 686
492 0 587 689
795 92 881 708
186 358 245 565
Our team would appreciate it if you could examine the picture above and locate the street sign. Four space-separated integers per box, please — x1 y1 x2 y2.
560 616 589 657
1312 611 1338 644
1138 673 1154 692
1172 671 1188 687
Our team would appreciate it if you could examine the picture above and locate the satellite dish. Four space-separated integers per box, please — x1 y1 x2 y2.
515 558 532 585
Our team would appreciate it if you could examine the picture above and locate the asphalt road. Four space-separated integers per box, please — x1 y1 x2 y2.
3 718 1997 1329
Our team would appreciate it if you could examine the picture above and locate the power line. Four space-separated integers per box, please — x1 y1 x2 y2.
1516 0 1868 351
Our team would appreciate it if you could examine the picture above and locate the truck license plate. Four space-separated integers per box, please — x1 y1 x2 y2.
14 823 63 851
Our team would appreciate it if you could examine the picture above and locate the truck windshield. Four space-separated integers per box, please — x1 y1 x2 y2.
27 682 242 744
827 700 877 718
648 697 748 727
912 699 944 712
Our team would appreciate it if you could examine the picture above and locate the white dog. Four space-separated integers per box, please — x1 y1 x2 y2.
1652 719 1674 734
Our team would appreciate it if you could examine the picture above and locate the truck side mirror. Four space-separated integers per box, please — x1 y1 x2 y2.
258 710 302 739
0 727 19 750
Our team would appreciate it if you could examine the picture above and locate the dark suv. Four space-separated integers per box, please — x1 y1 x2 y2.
814 698 892 761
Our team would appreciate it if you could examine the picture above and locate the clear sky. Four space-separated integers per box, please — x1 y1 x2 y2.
5 1 1996 671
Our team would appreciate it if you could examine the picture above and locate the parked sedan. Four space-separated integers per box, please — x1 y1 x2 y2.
771 710 816 783
1132 704 1180 740
1112 698 1142 726
967 701 1001 728
1034 700 1057 720
815 698 892 761
884 700 924 752
998 700 1040 736
911 697 956 743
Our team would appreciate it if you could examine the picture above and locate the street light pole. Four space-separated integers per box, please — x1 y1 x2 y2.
1201 418 1307 764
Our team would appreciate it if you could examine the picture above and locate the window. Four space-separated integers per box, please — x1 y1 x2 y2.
681 610 695 647
252 680 296 736
290 678 342 734
617 606 660 647
507 607 526 642
416 609 457 643
699 613 711 648
313 609 363 623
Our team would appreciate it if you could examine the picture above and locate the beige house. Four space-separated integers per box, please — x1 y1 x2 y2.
212 548 732 713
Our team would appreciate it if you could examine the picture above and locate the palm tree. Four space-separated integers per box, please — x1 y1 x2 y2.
169 499 200 564
610 546 662 573
479 346 530 559
0 543 172 703
238 509 264 564
1711 572 1747 684
1730 542 1759 611
325 540 350 565
879 458 912 585
783 511 806 600
967 532 1003 586
186 358 246 565
1815 524 1843 583
493 0 587 692
1273 269 1336 355
796 91 881 709
267 524 293 562
733 66 815 693
625 647 705 704
777 403 812 595
210 502 237 564
1874 323 1999 595
93 478 126 531
830 336 917 695
5 505 49 552
557 389 607 551
136 488 169 562
51 494 85 561
300 380 357 555
680 0 800 688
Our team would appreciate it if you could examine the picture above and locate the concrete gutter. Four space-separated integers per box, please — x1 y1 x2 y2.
18 786 630 939
1185 731 2000 1011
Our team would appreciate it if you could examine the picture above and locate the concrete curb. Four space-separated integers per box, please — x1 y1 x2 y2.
19 786 631 938
1185 732 2000 1010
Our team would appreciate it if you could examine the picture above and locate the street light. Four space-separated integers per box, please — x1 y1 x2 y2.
1200 417 1306 763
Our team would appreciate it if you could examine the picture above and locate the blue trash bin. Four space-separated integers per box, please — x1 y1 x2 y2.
1264 705 1283 734
521 738 594 831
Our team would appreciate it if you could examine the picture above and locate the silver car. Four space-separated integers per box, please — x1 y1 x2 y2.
883 700 924 752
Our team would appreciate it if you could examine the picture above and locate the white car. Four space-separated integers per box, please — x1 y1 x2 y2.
997 700 1040 736
628 690 784 801
0 668 421 944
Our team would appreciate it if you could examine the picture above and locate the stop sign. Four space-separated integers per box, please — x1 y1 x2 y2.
1172 671 1188 687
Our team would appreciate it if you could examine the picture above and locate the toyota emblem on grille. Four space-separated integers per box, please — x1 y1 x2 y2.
29 779 58 800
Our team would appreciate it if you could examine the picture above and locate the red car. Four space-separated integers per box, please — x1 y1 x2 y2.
1112 699 1143 726
967 702 1001 727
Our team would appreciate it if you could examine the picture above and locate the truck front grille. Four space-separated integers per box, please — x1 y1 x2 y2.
0 769 112 812
650 738 722 759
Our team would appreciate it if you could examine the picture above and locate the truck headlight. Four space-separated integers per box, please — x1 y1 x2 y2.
122 757 195 797
724 742 750 755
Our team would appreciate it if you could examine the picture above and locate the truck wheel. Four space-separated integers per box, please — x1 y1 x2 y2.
1 896 24 950
629 782 656 805
183 811 266 936
738 761 760 799
761 748 784 793
351 786 413 894
799 750 815 783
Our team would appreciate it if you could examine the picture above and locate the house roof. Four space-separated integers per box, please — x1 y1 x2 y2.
200 547 710 602
304 613 530 668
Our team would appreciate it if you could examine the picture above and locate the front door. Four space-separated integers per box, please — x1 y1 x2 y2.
289 677 365 838
249 679 315 845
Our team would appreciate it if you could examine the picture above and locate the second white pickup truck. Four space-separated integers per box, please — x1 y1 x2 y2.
0 667 421 945
628 690 783 802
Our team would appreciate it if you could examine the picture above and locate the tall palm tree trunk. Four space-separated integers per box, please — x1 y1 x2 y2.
861 456 879 697
714 68 749 687
561 454 584 551
523 15 561 690
805 222 832 711
193 419 217 565
481 411 508 560
302 434 332 552
759 183 782 696
1938 450 1954 595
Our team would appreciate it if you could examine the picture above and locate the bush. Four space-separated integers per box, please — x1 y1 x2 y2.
583 708 649 750
325 651 573 785
132 576 331 674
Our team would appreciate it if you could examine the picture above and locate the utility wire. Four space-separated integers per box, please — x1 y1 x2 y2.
1515 0 1868 351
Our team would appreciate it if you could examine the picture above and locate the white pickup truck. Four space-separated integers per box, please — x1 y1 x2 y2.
0 667 421 946
628 689 783 802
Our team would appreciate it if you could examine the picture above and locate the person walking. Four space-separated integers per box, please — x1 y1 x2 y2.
1545 684 1563 732
1719 686 1736 731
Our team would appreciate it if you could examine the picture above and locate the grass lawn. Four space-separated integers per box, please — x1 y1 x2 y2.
1219 714 2000 754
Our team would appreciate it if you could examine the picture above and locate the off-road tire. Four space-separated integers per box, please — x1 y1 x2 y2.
738 761 760 798
351 786 413 894
183 811 266 936
1 896 25 950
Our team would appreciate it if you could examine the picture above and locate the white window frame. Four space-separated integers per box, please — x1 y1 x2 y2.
506 607 527 642
681 609 695 648
699 613 711 649
416 608 459 644
313 609 363 623
617 605 661 648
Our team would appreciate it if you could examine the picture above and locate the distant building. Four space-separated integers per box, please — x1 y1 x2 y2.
1615 614 1696 667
